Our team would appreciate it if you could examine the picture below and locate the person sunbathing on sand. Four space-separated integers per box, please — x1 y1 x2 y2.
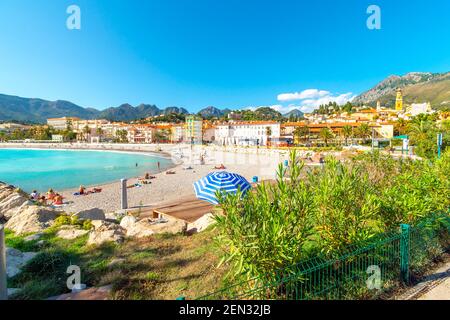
79 185 86 195
46 189 56 201
214 164 226 170
38 195 47 205
166 170 176 175
30 190 39 201
53 193 64 205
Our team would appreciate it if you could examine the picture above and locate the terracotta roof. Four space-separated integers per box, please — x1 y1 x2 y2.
217 121 279 126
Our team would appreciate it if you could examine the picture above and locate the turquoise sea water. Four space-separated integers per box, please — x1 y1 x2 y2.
0 148 173 193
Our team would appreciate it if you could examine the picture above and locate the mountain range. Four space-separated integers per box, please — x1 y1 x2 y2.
353 71 450 109
1 70 448 123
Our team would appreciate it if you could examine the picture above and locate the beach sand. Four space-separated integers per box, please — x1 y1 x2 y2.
57 145 291 214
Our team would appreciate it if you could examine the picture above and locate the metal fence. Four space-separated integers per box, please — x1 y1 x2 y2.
193 212 449 300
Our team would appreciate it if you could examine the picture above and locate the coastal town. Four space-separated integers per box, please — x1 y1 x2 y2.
0 0 449 306
1 86 449 301
0 89 445 151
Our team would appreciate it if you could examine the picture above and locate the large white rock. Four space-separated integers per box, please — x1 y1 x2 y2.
5 205 61 235
0 185 15 202
187 213 216 234
6 247 37 278
87 221 125 246
56 226 89 240
125 217 187 238
119 215 137 229
150 217 187 234
0 193 29 218
3 199 32 220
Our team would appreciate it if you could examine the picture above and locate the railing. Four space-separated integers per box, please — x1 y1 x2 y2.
191 212 449 300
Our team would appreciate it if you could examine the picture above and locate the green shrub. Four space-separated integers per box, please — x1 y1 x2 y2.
82 219 93 230
53 215 72 227
215 150 450 281
53 214 92 230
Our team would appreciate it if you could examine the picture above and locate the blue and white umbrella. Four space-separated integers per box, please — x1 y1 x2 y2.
193 171 251 204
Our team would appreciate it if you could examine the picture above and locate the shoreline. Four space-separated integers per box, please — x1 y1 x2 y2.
0 142 336 214
0 143 183 194
0 142 175 159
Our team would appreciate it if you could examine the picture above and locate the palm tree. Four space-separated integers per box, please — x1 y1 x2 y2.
154 129 169 143
83 125 91 142
407 120 430 142
115 129 128 143
356 123 371 144
319 127 334 146
293 125 309 145
395 119 409 136
265 126 272 147
96 127 104 142
341 125 353 146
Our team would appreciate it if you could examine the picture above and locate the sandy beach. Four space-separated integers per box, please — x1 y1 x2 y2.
58 144 291 214
0 143 292 214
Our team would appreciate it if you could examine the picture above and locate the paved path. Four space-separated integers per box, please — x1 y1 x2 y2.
398 255 450 300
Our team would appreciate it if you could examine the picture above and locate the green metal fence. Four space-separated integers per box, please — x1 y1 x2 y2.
193 212 450 300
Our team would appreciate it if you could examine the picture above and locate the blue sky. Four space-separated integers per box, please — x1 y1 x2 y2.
0 0 449 113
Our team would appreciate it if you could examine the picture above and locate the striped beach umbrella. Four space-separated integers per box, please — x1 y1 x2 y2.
193 171 251 204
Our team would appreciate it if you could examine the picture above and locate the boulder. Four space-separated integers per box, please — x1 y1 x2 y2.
6 247 37 278
0 193 29 218
87 221 125 246
5 205 62 235
3 199 32 220
119 215 137 229
91 220 110 230
125 220 155 238
0 185 15 202
149 217 187 235
125 217 187 238
56 226 89 240
187 213 216 234
107 210 126 221
73 208 106 221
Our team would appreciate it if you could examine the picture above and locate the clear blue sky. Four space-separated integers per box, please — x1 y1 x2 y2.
0 0 449 113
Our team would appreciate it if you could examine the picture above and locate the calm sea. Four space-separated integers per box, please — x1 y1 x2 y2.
0 148 173 192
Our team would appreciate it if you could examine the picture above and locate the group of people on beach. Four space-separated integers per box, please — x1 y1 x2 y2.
74 185 102 196
30 189 64 206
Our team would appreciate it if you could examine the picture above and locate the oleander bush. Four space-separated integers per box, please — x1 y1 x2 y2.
215 150 450 281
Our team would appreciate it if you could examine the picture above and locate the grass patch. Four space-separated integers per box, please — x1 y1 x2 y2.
108 228 229 300
7 226 227 300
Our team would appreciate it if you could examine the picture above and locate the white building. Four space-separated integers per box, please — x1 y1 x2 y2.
46 117 81 130
215 122 281 146
171 124 185 143
407 102 434 117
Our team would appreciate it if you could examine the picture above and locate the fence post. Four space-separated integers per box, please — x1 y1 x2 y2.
120 178 128 210
400 224 410 284
0 224 7 300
